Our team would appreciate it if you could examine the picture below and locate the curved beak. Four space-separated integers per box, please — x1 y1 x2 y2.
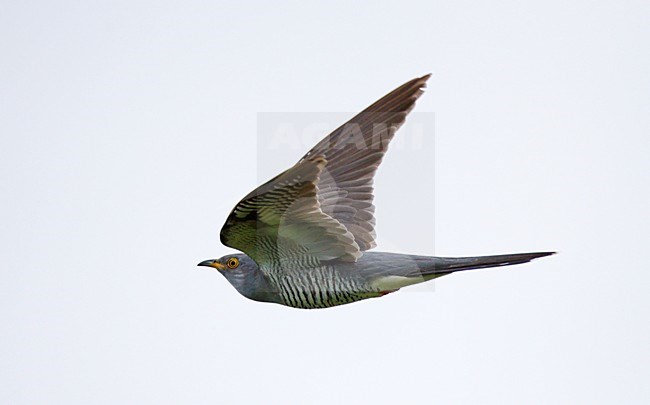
197 260 226 270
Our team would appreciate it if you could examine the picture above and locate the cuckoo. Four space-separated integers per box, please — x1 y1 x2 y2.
198 74 554 309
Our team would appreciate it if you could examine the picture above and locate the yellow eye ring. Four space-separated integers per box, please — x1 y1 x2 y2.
227 257 239 269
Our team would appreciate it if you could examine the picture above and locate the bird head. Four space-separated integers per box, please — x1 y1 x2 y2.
197 254 251 272
197 254 279 303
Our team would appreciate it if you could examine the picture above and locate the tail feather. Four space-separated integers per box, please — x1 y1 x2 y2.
412 252 555 277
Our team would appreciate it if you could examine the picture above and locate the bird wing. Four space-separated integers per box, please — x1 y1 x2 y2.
220 156 362 265
299 74 430 251
220 74 430 266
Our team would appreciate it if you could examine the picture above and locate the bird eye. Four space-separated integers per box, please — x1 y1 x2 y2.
227 257 239 269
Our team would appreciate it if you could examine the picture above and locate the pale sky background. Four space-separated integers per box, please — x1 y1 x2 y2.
1 1 649 404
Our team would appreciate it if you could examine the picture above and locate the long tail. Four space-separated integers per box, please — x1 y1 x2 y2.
363 251 555 292
412 251 556 277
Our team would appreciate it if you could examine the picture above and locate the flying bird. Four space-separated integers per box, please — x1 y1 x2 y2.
199 74 554 309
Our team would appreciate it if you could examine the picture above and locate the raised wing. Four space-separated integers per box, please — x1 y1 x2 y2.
301 74 430 251
220 156 362 265
220 75 430 266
